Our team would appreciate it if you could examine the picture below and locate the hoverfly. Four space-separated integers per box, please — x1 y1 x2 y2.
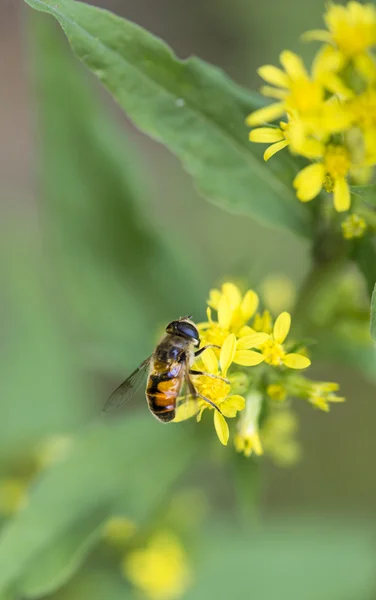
103 316 224 422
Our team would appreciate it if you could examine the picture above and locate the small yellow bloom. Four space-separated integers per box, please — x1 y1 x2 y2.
175 338 246 446
257 312 311 369
267 383 287 402
305 2 376 58
293 144 352 212
0 478 28 516
103 516 137 547
199 282 259 346
123 531 191 600
249 122 290 161
234 392 263 457
308 382 345 412
341 213 367 238
252 309 273 334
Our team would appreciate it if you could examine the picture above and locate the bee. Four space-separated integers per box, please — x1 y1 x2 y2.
103 316 224 422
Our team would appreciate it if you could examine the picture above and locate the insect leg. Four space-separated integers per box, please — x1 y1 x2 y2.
194 344 220 357
185 372 223 415
189 369 229 384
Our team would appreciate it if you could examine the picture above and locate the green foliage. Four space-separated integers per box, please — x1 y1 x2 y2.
371 284 376 342
28 11 204 373
351 184 376 207
192 519 376 600
354 237 376 299
0 416 197 596
24 0 312 239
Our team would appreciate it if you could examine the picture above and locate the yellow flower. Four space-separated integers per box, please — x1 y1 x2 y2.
234 392 263 457
193 339 246 446
308 382 345 412
245 312 311 369
293 144 352 211
0 478 28 516
202 282 259 342
103 516 137 547
261 409 301 466
341 213 367 238
246 50 327 128
251 309 272 334
267 383 287 402
123 531 191 600
305 2 376 58
249 122 290 161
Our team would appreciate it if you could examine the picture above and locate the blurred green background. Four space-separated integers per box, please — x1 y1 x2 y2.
1 0 376 598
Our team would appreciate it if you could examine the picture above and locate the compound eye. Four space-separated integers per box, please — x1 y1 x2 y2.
176 321 199 342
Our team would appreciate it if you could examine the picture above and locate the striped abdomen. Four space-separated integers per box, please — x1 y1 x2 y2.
146 361 184 423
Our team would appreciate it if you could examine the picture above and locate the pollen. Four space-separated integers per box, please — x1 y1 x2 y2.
324 145 351 179
260 339 286 366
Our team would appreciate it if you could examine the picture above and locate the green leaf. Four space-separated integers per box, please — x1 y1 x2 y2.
351 184 376 206
28 11 205 373
0 231 88 455
20 514 104 598
0 415 197 596
371 284 376 341
353 236 376 298
24 0 311 239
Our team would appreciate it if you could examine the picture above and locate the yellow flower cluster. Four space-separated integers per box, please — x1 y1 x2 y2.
247 2 376 224
175 282 344 462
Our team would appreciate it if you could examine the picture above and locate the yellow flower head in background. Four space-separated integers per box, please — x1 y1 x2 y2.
123 531 191 600
341 213 367 238
306 2 376 58
234 392 263 457
246 1 376 215
307 382 345 412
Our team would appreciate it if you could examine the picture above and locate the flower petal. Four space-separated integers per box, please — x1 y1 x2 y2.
257 65 290 88
283 353 311 369
280 50 308 80
293 163 325 201
217 294 232 329
234 350 265 366
173 399 200 422
221 395 246 418
273 311 291 344
264 140 289 161
220 333 237 376
236 333 269 349
240 289 259 321
245 102 285 127
201 348 218 374
208 288 221 309
333 177 351 212
260 86 288 100
249 127 285 143
301 29 332 43
214 411 229 446
222 282 242 310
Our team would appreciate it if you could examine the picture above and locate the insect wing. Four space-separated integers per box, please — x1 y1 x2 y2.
103 356 151 413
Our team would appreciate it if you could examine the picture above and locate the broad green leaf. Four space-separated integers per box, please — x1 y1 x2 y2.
0 414 197 595
29 12 204 373
351 184 376 206
353 237 376 298
24 0 312 239
20 514 104 598
371 284 376 341
0 231 88 456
